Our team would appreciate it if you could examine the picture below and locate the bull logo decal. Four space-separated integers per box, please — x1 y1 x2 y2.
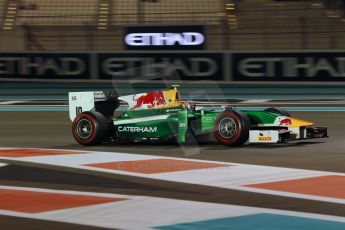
279 118 292 126
133 91 166 109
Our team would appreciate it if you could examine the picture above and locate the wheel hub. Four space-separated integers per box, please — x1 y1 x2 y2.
77 119 93 139
219 117 237 139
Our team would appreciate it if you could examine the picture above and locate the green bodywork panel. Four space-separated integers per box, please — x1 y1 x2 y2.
200 111 219 131
114 107 182 139
178 108 188 143
115 118 178 139
112 106 280 142
242 111 278 125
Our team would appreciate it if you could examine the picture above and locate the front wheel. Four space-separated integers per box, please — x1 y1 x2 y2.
214 110 251 146
72 111 109 145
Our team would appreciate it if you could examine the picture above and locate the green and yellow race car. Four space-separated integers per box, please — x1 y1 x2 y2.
69 87 327 146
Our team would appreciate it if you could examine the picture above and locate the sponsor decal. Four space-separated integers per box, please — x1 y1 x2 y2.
279 118 292 126
233 52 345 81
202 117 215 122
101 56 219 80
125 32 204 47
0 54 89 79
257 136 272 141
124 25 205 50
133 91 166 109
94 92 104 96
118 126 158 133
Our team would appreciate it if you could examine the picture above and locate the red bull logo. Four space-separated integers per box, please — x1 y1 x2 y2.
279 118 292 126
133 91 166 109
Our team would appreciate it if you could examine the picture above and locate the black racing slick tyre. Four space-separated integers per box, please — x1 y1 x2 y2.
72 111 109 145
214 110 251 146
264 107 291 117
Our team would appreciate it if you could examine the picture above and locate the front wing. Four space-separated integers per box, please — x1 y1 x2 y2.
249 126 328 144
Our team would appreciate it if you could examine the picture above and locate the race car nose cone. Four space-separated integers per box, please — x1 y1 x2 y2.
290 118 314 128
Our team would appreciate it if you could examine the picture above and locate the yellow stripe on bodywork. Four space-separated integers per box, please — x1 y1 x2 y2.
161 88 181 108
290 118 314 128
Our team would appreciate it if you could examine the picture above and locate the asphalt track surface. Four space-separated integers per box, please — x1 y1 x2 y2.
0 111 345 229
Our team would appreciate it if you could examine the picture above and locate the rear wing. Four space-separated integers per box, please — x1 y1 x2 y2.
68 91 119 121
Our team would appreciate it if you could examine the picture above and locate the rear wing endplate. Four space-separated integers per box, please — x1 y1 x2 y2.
68 91 118 121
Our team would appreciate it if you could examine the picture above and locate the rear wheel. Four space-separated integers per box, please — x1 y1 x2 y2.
214 110 251 146
72 111 109 145
264 107 291 117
